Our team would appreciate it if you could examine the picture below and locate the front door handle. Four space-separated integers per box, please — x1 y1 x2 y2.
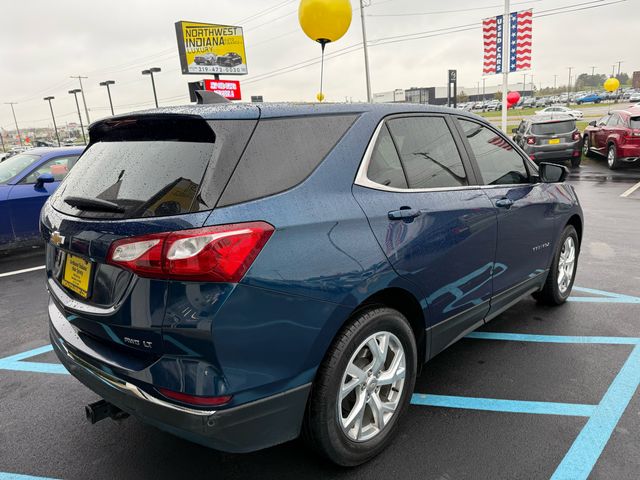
388 208 422 220
495 198 514 209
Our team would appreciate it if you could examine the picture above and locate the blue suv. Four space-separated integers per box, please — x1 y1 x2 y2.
42 103 582 466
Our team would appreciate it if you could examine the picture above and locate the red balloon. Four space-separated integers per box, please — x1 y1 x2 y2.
506 91 521 105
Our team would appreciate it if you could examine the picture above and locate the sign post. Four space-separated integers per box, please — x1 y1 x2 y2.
501 0 509 133
448 70 457 108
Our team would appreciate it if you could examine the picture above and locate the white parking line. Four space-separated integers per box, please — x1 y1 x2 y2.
621 180 640 198
0 265 45 278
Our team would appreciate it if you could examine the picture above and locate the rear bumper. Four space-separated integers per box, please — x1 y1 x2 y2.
526 147 580 161
49 313 311 453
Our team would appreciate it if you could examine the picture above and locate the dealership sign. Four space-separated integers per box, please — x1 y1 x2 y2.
204 79 242 100
175 21 248 75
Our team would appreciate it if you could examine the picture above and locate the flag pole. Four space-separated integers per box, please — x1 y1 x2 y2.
501 0 510 133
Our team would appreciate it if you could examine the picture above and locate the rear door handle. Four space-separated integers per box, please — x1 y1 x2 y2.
388 208 421 220
495 198 514 208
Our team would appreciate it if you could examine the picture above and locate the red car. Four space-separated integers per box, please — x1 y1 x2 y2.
583 109 640 169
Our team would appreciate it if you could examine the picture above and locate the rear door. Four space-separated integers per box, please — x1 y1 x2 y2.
455 117 555 316
9 154 79 241
353 114 497 352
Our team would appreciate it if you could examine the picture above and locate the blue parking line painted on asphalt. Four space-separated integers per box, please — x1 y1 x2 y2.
466 331 640 345
411 394 596 417
0 345 53 363
570 286 640 304
0 345 68 376
0 473 60 480
551 344 640 480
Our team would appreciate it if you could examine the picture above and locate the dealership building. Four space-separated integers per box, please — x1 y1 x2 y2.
373 83 535 105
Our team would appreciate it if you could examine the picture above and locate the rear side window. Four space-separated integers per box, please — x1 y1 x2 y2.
631 117 640 129
366 124 408 189
386 116 467 189
459 119 529 186
218 114 357 207
531 120 575 135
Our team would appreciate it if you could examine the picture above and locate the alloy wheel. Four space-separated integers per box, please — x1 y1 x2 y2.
338 331 406 442
582 136 590 156
608 146 616 168
557 236 576 294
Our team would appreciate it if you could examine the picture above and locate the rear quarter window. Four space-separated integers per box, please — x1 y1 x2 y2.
218 114 357 207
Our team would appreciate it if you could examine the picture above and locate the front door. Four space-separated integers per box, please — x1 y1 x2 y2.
455 118 556 315
353 115 497 353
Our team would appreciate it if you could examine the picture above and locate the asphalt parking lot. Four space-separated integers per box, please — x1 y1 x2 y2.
1 156 639 480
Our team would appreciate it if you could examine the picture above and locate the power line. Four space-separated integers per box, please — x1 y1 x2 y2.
366 0 541 17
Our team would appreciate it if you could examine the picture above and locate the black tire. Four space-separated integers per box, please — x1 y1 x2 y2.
534 225 579 305
607 144 620 170
582 135 595 158
303 307 417 466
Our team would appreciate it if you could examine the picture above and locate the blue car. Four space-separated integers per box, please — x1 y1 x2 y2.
576 93 603 104
42 104 582 466
0 147 83 251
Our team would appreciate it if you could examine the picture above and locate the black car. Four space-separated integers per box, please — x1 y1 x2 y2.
217 52 243 67
512 115 583 167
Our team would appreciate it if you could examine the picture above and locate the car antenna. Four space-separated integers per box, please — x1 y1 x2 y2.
195 90 230 104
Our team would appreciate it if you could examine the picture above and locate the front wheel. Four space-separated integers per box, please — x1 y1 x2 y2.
303 307 417 466
534 225 579 305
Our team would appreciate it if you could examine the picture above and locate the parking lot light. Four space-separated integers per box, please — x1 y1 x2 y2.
43 96 61 147
99 80 116 116
68 89 87 145
141 67 161 108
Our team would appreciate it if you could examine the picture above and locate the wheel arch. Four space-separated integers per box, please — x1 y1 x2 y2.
566 214 583 246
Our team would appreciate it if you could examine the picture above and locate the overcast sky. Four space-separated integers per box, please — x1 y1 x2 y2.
0 0 636 129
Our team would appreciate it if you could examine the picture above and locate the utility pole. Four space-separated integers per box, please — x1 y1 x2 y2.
70 75 90 125
99 80 116 116
611 64 616 77
4 102 22 146
530 75 534 95
0 128 5 152
142 68 162 108
43 96 61 147
69 89 87 145
482 77 486 102
553 75 558 90
590 66 597 77
567 67 573 106
616 60 623 77
522 73 527 94
359 0 372 102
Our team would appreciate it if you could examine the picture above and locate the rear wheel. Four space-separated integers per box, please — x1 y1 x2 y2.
304 307 417 466
534 225 579 305
607 144 620 170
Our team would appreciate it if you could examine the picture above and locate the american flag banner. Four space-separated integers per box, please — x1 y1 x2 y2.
509 9 532 72
482 15 504 75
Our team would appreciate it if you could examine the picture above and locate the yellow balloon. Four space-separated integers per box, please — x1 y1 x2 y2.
604 77 620 92
299 0 352 44
316 92 325 102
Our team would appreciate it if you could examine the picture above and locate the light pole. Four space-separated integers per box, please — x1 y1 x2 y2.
0 128 5 153
43 96 61 147
69 89 87 145
99 80 116 115
70 75 90 124
522 73 527 94
616 60 623 77
359 0 372 102
553 75 558 90
142 68 161 108
4 102 22 146
590 66 597 77
567 67 573 106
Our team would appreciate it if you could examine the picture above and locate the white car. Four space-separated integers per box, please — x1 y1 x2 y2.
629 92 640 102
535 106 584 119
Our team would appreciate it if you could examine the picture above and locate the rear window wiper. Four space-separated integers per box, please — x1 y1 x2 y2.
64 196 125 213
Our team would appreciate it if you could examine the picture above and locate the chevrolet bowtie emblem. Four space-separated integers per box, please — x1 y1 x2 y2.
51 231 65 247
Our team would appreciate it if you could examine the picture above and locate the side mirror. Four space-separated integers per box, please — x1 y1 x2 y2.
35 173 55 188
588 120 597 127
539 162 568 183
512 127 519 134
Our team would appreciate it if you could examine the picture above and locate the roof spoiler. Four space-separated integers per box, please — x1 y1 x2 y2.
195 90 230 105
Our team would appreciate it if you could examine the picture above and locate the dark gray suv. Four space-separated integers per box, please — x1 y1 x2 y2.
512 115 583 167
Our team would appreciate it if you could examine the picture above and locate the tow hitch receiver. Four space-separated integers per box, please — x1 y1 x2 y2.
85 399 130 424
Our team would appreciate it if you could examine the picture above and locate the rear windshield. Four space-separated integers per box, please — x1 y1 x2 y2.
531 120 575 135
51 141 214 218
0 153 40 183
631 117 640 129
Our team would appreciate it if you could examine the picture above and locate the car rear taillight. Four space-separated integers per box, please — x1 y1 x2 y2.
526 136 536 145
572 131 581 141
107 222 274 282
157 387 232 407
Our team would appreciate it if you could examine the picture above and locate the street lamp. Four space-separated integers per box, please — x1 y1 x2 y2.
141 67 161 108
99 80 116 116
69 89 87 144
4 102 22 146
43 96 61 147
